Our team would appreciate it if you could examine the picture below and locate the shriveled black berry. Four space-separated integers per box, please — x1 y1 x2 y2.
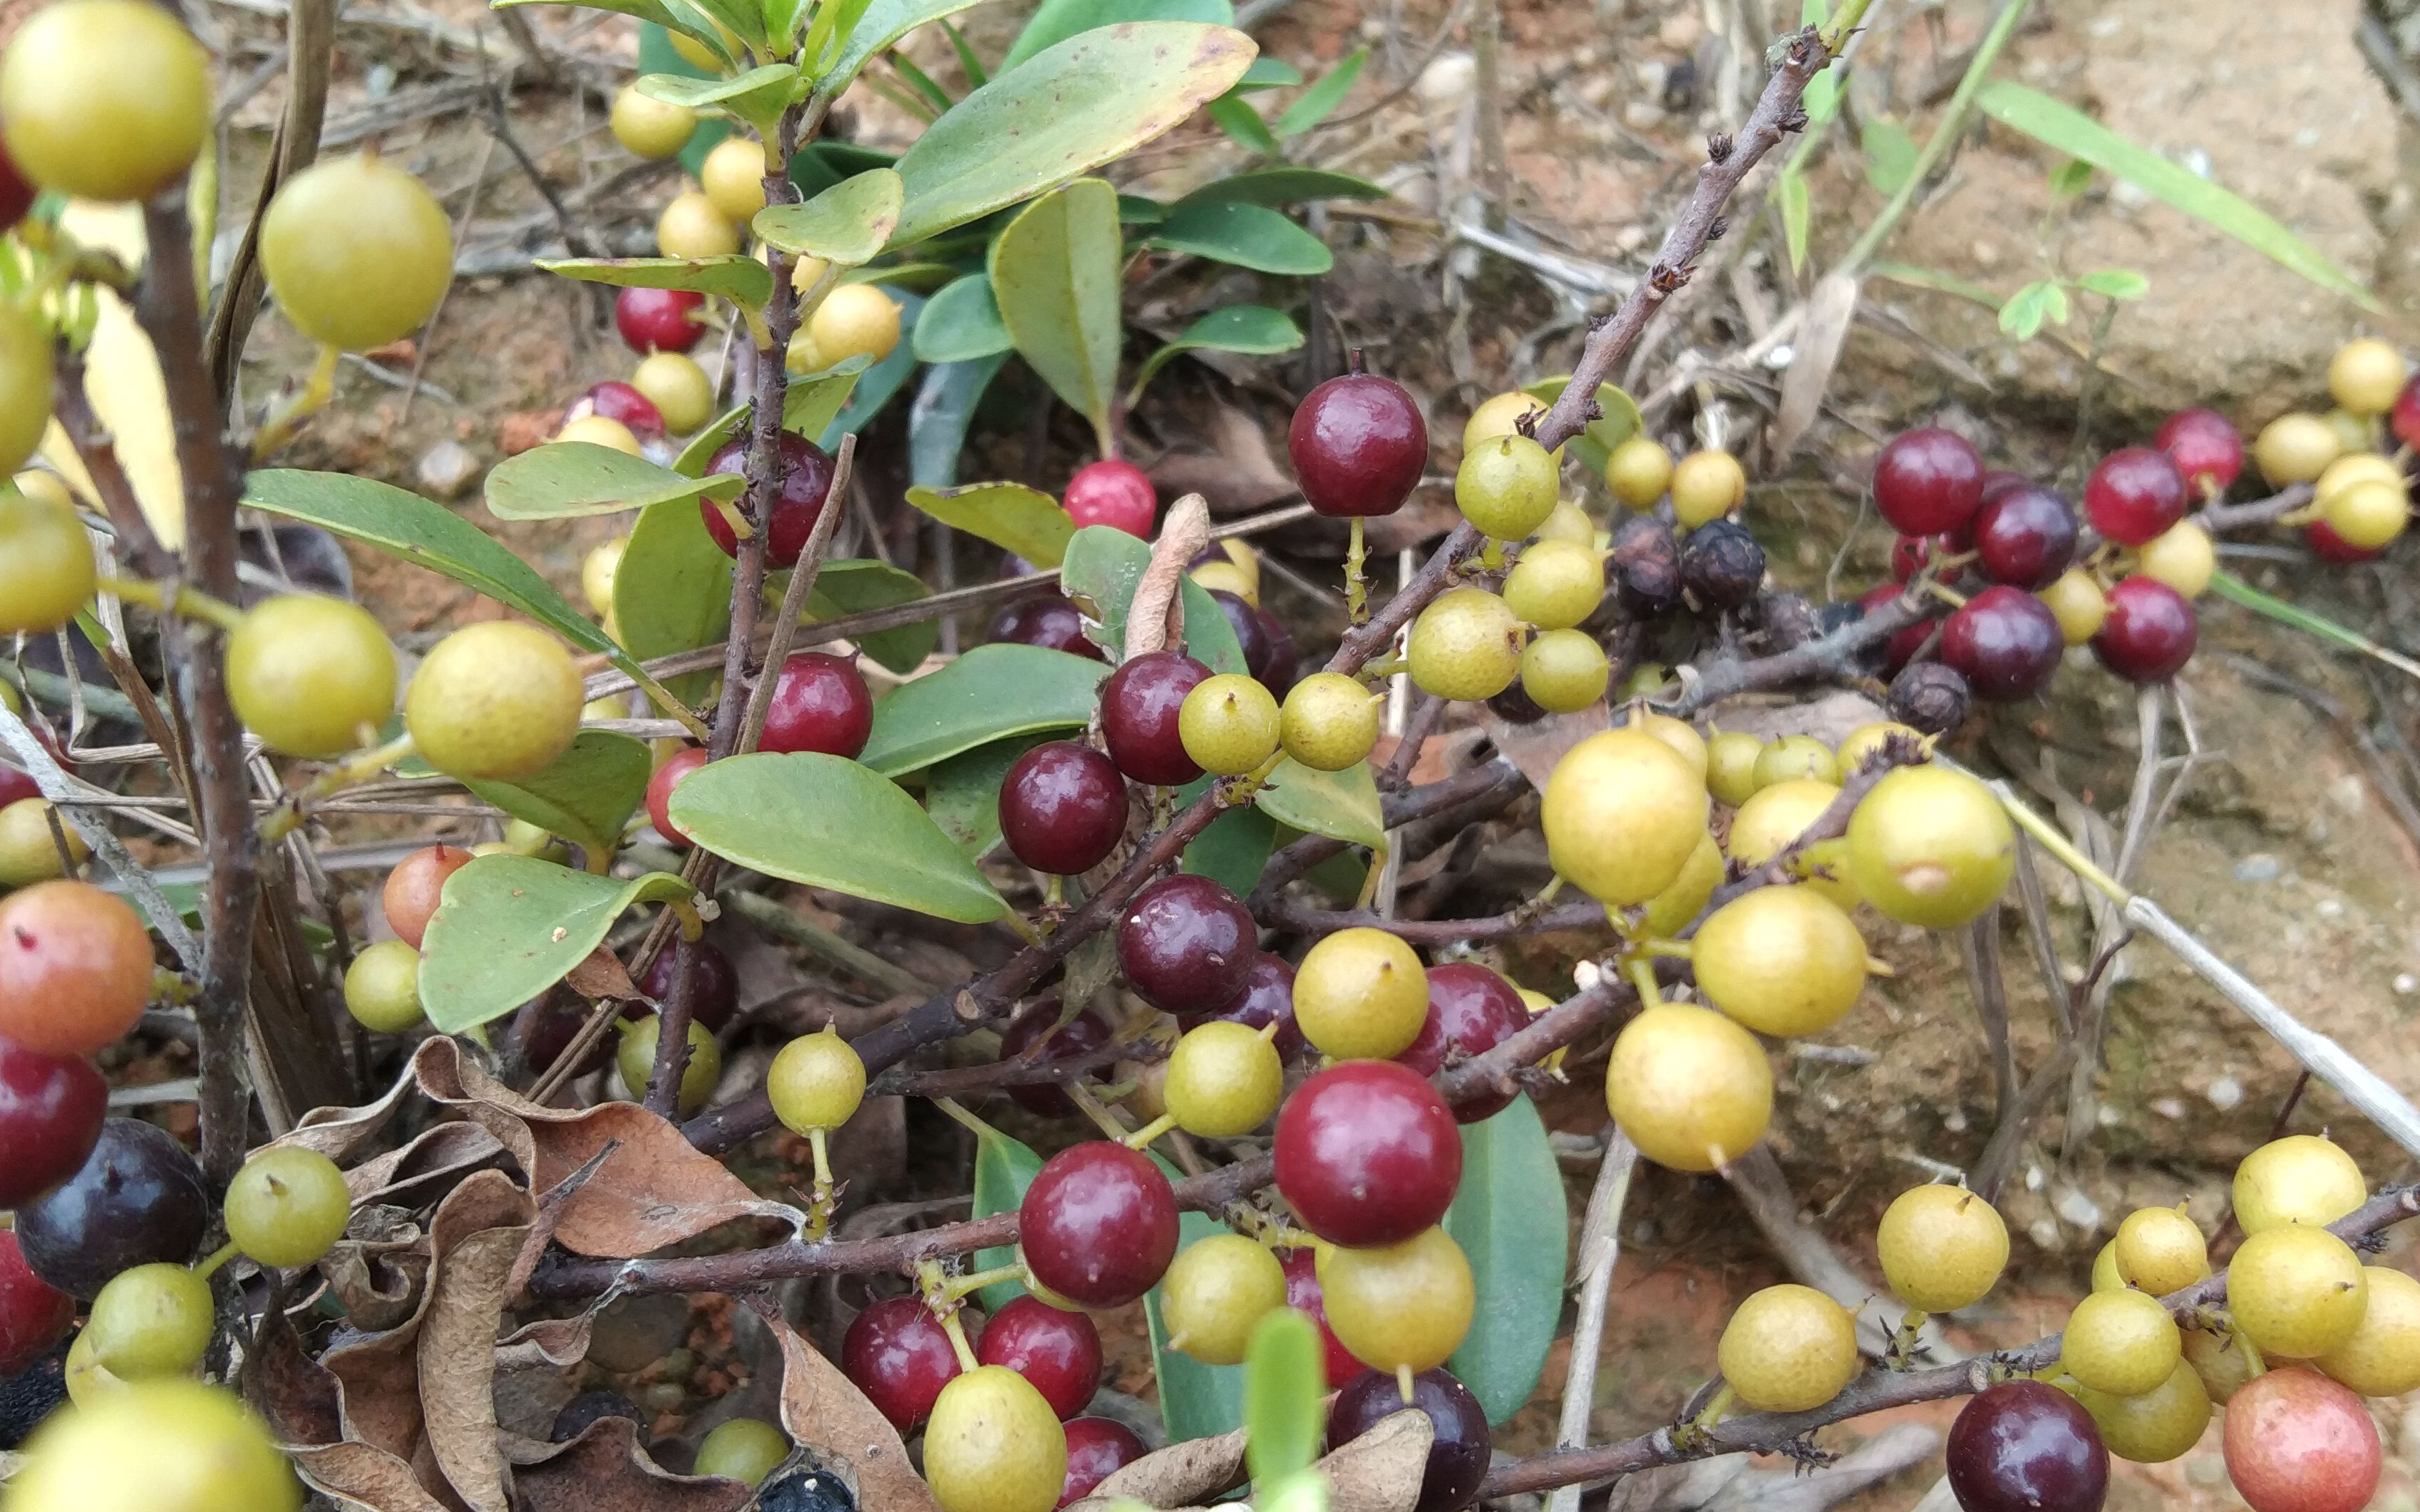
1486 680 1549 724
761 1467 857 1512
1611 515 1681 617
551 1389 640 1442
1680 519 1766 609
1888 661 1972 735
1756 592 1821 650
0 1339 68 1449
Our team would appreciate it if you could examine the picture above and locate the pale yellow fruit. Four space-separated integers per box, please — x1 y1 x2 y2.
810 283 903 366
609 85 698 160
700 136 768 224
557 414 644 457
1539 728 1707 905
632 352 716 435
658 190 740 259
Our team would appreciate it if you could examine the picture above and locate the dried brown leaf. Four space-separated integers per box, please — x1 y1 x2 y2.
1125 493 1211 661
248 1290 344 1446
274 1060 417 1163
348 1122 507 1208
770 1308 941 1511
1770 272 1861 457
1316 1408 1434 1512
1146 401 1294 516
323 1209 430 1333
287 1440 456 1512
508 1417 752 1512
566 946 640 1003
418 1220 527 1512
1479 706 1607 792
1068 1424 1247 1510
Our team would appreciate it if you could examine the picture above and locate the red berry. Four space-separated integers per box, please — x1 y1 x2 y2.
840 1295 964 1431
700 434 836 567
1397 963 1526 1120
1289 371 1429 519
1018 1142 1179 1308
996 1003 1114 1119
976 1295 1102 1421
999 741 1129 877
0 139 32 233
1328 1368 1489 1512
1940 585 2062 702
2223 1366 2380 1512
1889 534 1945 583
1274 1060 1462 1248
1252 605 1299 700
1059 1416 1149 1506
1873 427 1985 536
1099 650 1209 786
615 287 707 354
2092 575 2196 683
758 652 873 760
1116 873 1255 1016
2083 446 2188 546
2305 518 2381 564
1979 469 2028 507
0 1229 72 1376
635 938 738 1033
1858 583 1935 675
1280 1248 1364 1387
1945 1381 2108 1512
1176 952 1304 1062
0 1038 106 1208
574 380 665 439
987 593 1104 662
0 762 39 811
382 842 472 949
15 1117 209 1297
1063 459 1156 538
2394 375 2420 452
1970 482 2078 590
646 747 710 847
2156 407 2243 495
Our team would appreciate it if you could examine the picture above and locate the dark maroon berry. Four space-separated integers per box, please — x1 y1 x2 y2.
0 1231 72 1377
1328 1368 1490 1512
1274 1060 1461 1248
575 380 665 439
0 142 31 234
1099 651 1210 786
1970 482 2078 590
1000 742 1128 877
1289 369 1428 519
1873 427 1985 536
1611 514 1681 617
840 1295 963 1431
1486 680 1549 725
1945 1381 2108 1512
1678 519 1765 609
700 434 837 567
1117 873 1255 1015
976 1295 1102 1421
2156 408 2243 496
615 287 708 354
1757 590 1823 650
15 1117 209 1298
1939 585 2062 702
1887 662 1971 736
520 995 618 1079
1177 953 1304 1062
1396 964 1526 1120
995 1004 1114 1119
2092 575 2196 683
1063 459 1156 537
636 938 738 1033
0 1039 106 1209
1018 1142 1179 1308
2306 518 2382 564
550 1390 640 1442
1979 469 2029 507
759 652 873 760
1060 1417 1149 1506
1281 1248 1364 1387
1209 590 1274 682
2083 446 2188 547
0 764 36 810
988 593 1105 662
1252 607 1299 700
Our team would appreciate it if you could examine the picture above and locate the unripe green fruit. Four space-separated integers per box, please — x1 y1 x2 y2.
9 1379 302 1512
617 1014 723 1117
225 1146 353 1268
405 621 585 781
1519 629 1609 713
1729 777 1859 911
0 0 210 202
0 303 52 479
1605 434 1673 511
84 1263 213 1378
2233 1135 2366 1234
1164 1020 1283 1137
1533 499 1595 545
1501 539 1606 630
1834 720 1922 775
1717 1283 1858 1413
582 537 627 619
632 352 716 435
1539 728 1706 905
1317 1226 1474 1374
1704 730 1762 807
344 940 424 1033
1691 886 1867 1037
1454 434 1559 539
924 1366 1067 1512
1751 735 1838 790
1407 587 1524 702
2061 1287 2181 1396
1278 672 1380 772
1617 709 1708 786
1605 1002 1770 1172
1844 764 2013 929
767 1025 866 1134
1293 927 1427 1060
2317 1265 2420 1397
1635 830 1721 937
2076 1359 2211 1463
1178 672 1281 776
1161 1232 1286 1365
2228 1224 2368 1360
0 797 86 885
226 595 399 758
1877 1184 2008 1313
0 472 92 634
2183 1321 2255 1403
2113 1204 2208 1298
695 1417 789 1486
261 155 454 352
1463 391 1560 462
1670 449 1745 527
610 84 698 159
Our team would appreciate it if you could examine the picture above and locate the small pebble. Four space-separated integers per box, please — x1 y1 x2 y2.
2233 854 2282 883
2394 973 2416 996
2053 1185 2103 1230
2029 1218 2062 1249
2207 1076 2244 1110
2152 1099 2186 1120
2316 898 2345 920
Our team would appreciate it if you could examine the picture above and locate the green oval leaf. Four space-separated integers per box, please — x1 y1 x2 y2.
462 731 653 862
1129 304 1302 404
1206 93 1279 154
613 494 731 712
1253 757 1382 850
638 61 796 115
857 642 1108 777
1181 800 1276 895
535 254 774 309
1273 44 1364 137
420 859 697 1033
668 751 1008 922
913 274 1014 364
798 557 938 675
1146 200 1330 274
1443 1095 1569 1425
486 442 747 522
782 354 874 439
971 1124 1046 1310
753 168 905 266
1171 166 1387 208
906 481 1076 567
926 734 1051 860
1244 1310 1324 1485
1056 524 1247 672
1004 0 1229 70
1519 376 1643 478
891 22 1258 248
908 353 1011 489
990 179 1124 439
820 0 986 98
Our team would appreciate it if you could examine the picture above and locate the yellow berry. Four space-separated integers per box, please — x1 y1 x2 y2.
615 1013 723 1117
1179 672 1281 777
767 1025 866 1134
1502 539 1606 630
1532 498 1595 545
2091 1239 2126 1293
0 797 87 886
0 304 54 479
1161 1233 1286 1365
1835 721 1922 775
1729 777 1858 912
8 1379 301 1512
2233 1135 2366 1234
1877 1184 2008 1313
1636 830 1722 937
700 137 768 224
2040 569 2109 645
1692 886 1868 1037
1164 1020 1282 1137
2316 1265 2420 1397
260 154 453 352
1293 927 1427 1060
658 190 740 259
2253 412 2342 486
1605 1002 1770 1172
2316 452 2403 503
2076 1359 2212 1463
1279 672 1380 772
2113 1205 2208 1297
83 1263 212 1378
2329 338 2408 417
2061 1287 2181 1397
1519 628 1609 712
1189 558 1256 605
609 85 698 160
582 537 628 618
924 1366 1067 1512
344 940 423 1033
1407 587 1524 702
2321 477 2408 551
0 0 209 202
1843 764 2013 929
405 621 585 782
2228 1225 2367 1360
1670 449 1745 528
1751 734 1838 790
1462 390 1562 464
2183 1322 2257 1403
223 1146 352 1268
1717 1284 1858 1413
1704 730 1762 807
1455 434 1560 540
0 473 95 633
1316 1226 1474 1373
810 283 903 367
1540 728 1707 905
226 595 398 759
557 414 645 456
633 352 716 435
1605 434 1673 511
2134 522 2214 599
1615 709 1709 785
695 1418 788 1486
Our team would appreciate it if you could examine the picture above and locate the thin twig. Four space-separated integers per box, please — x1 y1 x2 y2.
1546 1128 1638 1512
738 434 855 755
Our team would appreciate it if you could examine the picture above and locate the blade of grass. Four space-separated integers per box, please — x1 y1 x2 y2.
2208 568 2420 682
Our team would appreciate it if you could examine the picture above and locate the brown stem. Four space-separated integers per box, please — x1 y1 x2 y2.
1250 759 1529 910
1672 589 1936 718
1261 896 1605 943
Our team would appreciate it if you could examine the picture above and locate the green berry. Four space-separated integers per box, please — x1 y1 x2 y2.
695 1417 789 1486
2061 1287 2181 1396
1532 499 1596 545
2076 1359 2211 1463
0 304 53 481
1539 729 1706 905
1605 435 1673 510
1750 735 1838 790
2113 1204 2208 1297
259 154 453 352
1160 1232 1286 1365
1278 672 1380 772
343 940 424 1033
224 1146 353 1268
9 1380 301 1512
767 1025 866 1134
1518 628 1609 713
0 0 210 202
1845 765 2015 930
1690 886 1868 1037
1501 539 1606 630
1454 434 1559 539
1164 1020 1282 1137
226 595 399 759
1177 672 1281 777
1704 730 1762 807
1407 587 1523 702
616 1014 723 1117
0 472 93 633
83 1262 213 1378
1636 830 1722 937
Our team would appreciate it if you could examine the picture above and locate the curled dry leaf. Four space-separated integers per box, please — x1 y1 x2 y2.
1479 703 1610 793
565 945 641 1003
768 1305 942 1512
1315 1408 1434 1512
1147 400 1295 517
272 1058 420 1163
418 1219 530 1512
1770 271 1861 458
507 1416 753 1512
1067 1423 1248 1511
347 1121 508 1209
287 1439 457 1512
248 1283 344 1447
1124 492 1212 661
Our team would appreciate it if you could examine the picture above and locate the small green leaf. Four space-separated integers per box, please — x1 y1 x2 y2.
614 494 731 712
1206 92 1281 154
1444 1096 1569 1424
1056 524 1248 672
462 731 653 862
678 0 770 51
1860 116 1918 196
1273 45 1364 137
798 557 938 675
913 274 1015 363
1118 194 1168 225
906 481 1077 567
2048 156 2096 199
1234 56 1301 89
858 643 1108 776
637 61 797 119
1170 166 1386 208
1003 0 1229 70
1867 259 2003 309
485 442 747 522
1800 0 1827 22
1146 199 1330 275
940 18 988 86
1182 801 1276 895
1802 68 1838 128
1144 1152 1246 1441
926 735 1048 859
800 0 877 69
1780 169 1812 275
1129 304 1303 405
670 752 1008 922
2075 267 2149 300
971 1125 1046 1310
420 859 696 1033
790 139 902 197
1254 758 1382 850
1243 1310 1324 1485
820 0 986 96
535 254 774 309
1518 376 1642 478
888 48 958 111
908 353 1011 488
1998 279 2055 339
990 179 1124 442
2041 282 2071 326
753 168 905 265
782 354 873 439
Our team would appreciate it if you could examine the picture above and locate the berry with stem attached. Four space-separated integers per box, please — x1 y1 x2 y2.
1877 1184 2007 1313
226 595 398 759
1541 728 1707 905
1289 367 1427 518
2319 477 2408 551
1946 1381 2108 1512
1117 873 1254 1016
1059 1417 1147 1506
608 84 697 159
405 621 584 782
82 1261 212 1378
0 1228 72 1374
1705 730 1762 807
2223 1366 2380 1512
2228 1224 2369 1360
998 742 1127 877
1691 887 1868 1037
0 474 94 632
260 154 453 351
0 0 209 202
1327 1368 1490 1512
16 1117 209 1297
0 1038 106 1209
1750 734 1838 790
1971 482 2078 589
2084 446 2189 545
1178 673 1280 776
2060 1287 2181 1396
1280 1248 1363 1387
1164 1020 1284 1137
1873 427 1985 536
615 1014 722 1117
1278 672 1381 772
2092 575 2197 683
1845 764 2014 929
1292 927 1428 1060
1519 628 1609 712
1100 650 1210 785
924 1366 1068 1512
1455 434 1559 539
2234 1134 2366 1233
759 652 874 759
1463 391 1559 460
1316 1225 1474 1374
1396 963 1526 1118
615 287 707 354
225 1145 352 1268
700 433 837 567
1274 1060 1460 1247
1502 539 1606 629
1063 459 1156 537
2156 407 2243 494
842 1295 963 1431
2112 1203 2207 1296
1605 434 1673 510
1718 1284 1858 1412
768 1026 866 1135
0 881 154 1058
1018 1142 1178 1308
1606 1003 1771 1172
1160 1233 1286 1365
975 1295 1101 1421
1407 587 1524 701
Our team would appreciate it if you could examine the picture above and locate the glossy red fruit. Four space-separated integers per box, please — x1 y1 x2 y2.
1059 1417 1149 1507
1970 482 2078 590
0 1229 71 1376
1117 873 1255 1016
1289 370 1429 518
1274 1060 1462 1248
635 938 738 1033
1397 963 1526 1120
615 287 707 354
758 652 873 759
2305 518 2382 564
1945 1381 2108 1512
1940 585 2062 702
1979 469 2028 507
2223 1366 2380 1512
575 380 665 439
996 1003 1114 1118
2083 446 2189 547
1099 650 1210 785
646 747 710 847
2156 407 2243 495
988 593 1104 662
700 434 836 567
1281 1248 1364 1387
1329 1368 1489 1512
976 1295 1102 1421
2394 374 2420 452
2092 575 2196 684
841 1295 964 1431
1063 459 1156 538
0 762 36 810
1873 427 1985 536
1858 583 1935 675
1177 952 1304 1063
382 842 472 949
1253 606 1299 700
15 1116 210 1297
999 741 1128 877
1018 1142 1179 1308
0 139 32 232
0 1038 106 1208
